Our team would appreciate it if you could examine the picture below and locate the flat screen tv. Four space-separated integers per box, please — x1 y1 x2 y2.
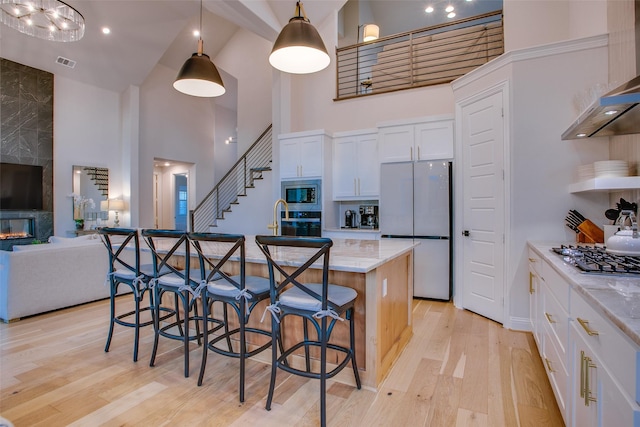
0 162 43 210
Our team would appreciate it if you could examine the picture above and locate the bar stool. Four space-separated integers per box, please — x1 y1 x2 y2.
189 233 272 402
98 227 174 362
141 229 206 377
255 235 361 427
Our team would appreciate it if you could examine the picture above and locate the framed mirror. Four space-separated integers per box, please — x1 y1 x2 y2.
72 165 109 228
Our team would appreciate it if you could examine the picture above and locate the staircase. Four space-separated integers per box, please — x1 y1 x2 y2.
83 167 109 197
190 125 272 232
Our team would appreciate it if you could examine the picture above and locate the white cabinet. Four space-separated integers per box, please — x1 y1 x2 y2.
527 247 640 427
280 131 327 179
378 118 454 164
333 130 379 200
570 320 640 427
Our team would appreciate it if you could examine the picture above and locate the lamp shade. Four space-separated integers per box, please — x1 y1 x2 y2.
108 199 125 211
269 16 330 74
363 24 379 42
174 51 226 97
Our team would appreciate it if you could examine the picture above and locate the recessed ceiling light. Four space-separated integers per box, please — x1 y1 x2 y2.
604 110 618 115
577 133 587 137
447 12 456 18
445 5 455 12
193 30 200 37
164 162 170 167
102 27 111 35
425 6 434 13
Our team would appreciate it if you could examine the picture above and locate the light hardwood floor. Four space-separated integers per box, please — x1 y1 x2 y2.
0 297 564 426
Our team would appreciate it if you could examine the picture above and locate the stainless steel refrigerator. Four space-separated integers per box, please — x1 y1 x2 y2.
380 161 452 300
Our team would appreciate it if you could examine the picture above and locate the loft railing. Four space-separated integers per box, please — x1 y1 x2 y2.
336 10 504 100
190 124 272 232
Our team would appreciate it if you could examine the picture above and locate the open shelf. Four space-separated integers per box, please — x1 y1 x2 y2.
569 176 640 193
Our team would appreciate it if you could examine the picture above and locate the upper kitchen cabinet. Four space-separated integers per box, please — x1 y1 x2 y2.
333 129 379 200
378 116 454 164
279 130 331 180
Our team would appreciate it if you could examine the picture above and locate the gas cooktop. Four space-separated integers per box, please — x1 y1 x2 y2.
552 245 640 276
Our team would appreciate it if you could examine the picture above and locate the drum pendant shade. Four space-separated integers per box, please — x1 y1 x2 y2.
269 3 330 74
174 49 225 97
173 0 225 97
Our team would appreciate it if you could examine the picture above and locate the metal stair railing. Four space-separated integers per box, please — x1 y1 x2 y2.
190 124 273 232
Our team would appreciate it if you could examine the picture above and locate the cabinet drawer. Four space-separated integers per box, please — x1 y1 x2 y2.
542 321 569 424
542 282 569 360
571 288 640 402
542 263 569 313
528 248 543 278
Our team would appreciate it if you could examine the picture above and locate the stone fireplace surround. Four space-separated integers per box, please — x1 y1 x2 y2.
0 58 54 250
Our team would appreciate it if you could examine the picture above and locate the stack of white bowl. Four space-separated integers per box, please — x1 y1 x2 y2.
593 160 629 178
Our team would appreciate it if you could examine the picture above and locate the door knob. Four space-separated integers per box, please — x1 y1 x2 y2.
462 230 470 237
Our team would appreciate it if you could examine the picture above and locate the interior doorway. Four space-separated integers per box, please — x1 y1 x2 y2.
174 174 188 231
153 159 195 230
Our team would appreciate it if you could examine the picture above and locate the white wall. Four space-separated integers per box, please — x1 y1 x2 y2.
504 0 608 52
215 28 273 155
214 105 238 184
53 76 122 235
138 63 217 228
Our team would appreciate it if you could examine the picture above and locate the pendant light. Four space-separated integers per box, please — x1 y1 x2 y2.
269 1 330 74
173 0 225 97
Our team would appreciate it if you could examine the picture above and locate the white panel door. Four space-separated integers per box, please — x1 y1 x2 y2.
460 91 505 323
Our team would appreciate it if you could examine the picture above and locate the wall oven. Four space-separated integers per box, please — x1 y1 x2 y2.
280 179 321 237
281 211 321 237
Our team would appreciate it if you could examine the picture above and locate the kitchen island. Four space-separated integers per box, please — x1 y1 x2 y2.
168 236 417 390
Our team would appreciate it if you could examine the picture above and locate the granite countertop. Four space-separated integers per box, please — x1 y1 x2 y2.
529 241 640 347
150 235 417 274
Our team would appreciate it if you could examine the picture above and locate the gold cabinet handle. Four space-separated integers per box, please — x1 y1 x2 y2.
580 350 586 398
545 312 556 324
584 355 597 406
528 257 536 263
410 146 413 161
529 272 535 294
417 145 421 160
577 317 599 336
545 358 555 373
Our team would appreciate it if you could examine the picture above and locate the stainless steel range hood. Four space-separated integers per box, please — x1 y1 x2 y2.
561 74 640 140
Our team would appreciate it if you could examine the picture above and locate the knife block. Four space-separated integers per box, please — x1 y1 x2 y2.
577 220 604 243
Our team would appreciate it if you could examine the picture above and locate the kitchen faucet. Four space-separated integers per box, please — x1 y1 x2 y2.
268 198 289 236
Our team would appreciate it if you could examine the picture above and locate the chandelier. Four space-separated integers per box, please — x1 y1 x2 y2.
0 0 85 42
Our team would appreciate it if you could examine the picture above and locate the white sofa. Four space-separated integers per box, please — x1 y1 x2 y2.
0 235 116 322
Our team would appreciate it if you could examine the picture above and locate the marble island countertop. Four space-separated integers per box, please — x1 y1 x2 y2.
151 235 417 274
529 241 640 347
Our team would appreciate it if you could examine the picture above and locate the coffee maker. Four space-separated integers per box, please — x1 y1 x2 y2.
344 210 357 228
359 205 378 229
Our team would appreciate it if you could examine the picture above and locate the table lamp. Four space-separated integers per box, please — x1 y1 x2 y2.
108 199 125 227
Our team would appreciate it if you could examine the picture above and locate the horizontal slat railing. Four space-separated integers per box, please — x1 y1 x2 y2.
336 10 503 100
190 125 272 232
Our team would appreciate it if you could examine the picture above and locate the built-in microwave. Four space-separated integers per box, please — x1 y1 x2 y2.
281 179 321 211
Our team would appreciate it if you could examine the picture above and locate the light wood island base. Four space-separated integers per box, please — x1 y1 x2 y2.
170 240 415 390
